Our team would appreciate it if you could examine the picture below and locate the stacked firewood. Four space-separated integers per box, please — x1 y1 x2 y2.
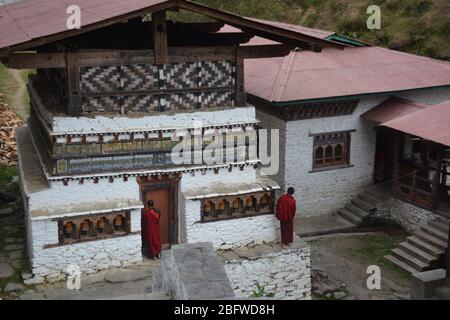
0 94 23 164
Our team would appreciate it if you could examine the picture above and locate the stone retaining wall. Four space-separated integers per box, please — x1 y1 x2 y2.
220 237 311 300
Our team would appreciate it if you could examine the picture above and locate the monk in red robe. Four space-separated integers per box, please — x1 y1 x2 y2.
143 200 162 259
276 187 297 249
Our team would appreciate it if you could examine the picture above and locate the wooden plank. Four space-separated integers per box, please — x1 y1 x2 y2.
152 10 168 64
235 47 246 106
81 86 235 97
432 148 443 210
240 44 294 59
4 47 236 69
66 53 82 117
1 52 66 69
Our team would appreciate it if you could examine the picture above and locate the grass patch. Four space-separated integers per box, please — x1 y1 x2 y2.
0 64 20 108
351 232 411 280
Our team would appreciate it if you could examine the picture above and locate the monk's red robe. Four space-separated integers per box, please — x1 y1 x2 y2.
275 194 297 245
143 209 161 257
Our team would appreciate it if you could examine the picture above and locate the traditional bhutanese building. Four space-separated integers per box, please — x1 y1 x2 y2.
0 0 343 282
234 20 450 274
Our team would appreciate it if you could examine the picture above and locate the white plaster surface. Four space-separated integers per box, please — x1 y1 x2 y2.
52 107 258 135
256 87 450 217
29 210 142 281
183 200 278 250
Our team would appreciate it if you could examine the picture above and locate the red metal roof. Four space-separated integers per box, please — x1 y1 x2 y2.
245 46 450 103
0 0 340 54
361 97 426 124
381 100 450 147
0 0 169 49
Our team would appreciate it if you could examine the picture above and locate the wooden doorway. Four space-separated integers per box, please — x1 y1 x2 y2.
145 187 171 245
139 175 180 251
374 127 395 185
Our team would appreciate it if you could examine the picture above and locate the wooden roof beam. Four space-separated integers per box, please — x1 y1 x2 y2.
175 0 342 50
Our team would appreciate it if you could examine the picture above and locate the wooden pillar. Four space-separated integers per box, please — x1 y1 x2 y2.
66 53 81 117
152 10 168 65
392 131 401 194
235 47 246 106
432 146 443 211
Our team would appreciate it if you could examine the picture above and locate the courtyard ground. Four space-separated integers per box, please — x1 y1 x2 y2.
307 232 411 300
1 162 413 300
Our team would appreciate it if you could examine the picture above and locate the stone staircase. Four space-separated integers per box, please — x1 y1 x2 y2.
385 214 449 274
337 188 386 226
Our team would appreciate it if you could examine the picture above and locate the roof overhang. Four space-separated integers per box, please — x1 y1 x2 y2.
0 0 343 56
361 97 427 124
380 100 450 147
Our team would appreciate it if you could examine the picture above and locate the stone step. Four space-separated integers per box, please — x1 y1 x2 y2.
436 210 450 220
357 193 379 206
434 214 450 225
414 230 447 251
420 224 448 242
351 198 377 213
407 236 445 257
428 220 449 233
346 204 369 219
337 208 362 226
391 248 428 271
384 254 421 274
397 242 437 264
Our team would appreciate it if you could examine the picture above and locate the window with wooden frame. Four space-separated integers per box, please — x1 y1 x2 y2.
58 211 131 245
201 191 274 222
312 131 352 170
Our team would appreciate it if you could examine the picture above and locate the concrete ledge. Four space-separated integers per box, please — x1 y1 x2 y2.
411 269 446 300
155 242 235 300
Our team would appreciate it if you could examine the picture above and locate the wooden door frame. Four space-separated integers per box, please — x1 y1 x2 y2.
138 175 180 246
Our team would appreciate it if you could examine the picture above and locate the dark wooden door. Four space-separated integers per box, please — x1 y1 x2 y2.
145 188 171 245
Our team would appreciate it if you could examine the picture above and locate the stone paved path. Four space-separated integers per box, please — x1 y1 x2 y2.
19 258 171 300
0 190 29 300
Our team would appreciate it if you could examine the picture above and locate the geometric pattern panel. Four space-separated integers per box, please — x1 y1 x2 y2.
80 66 120 92
79 60 237 115
121 64 159 91
123 95 160 113
82 96 122 113
161 62 199 90
165 92 198 111
199 61 235 88
200 91 235 108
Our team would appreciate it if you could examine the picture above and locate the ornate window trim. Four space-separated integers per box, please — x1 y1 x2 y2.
311 130 354 172
200 191 275 223
52 211 132 247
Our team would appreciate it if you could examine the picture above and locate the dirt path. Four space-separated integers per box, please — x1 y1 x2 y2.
7 68 28 121
309 232 411 300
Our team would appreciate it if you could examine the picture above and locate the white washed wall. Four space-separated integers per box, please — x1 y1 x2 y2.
224 244 311 300
29 209 142 281
28 178 140 212
256 87 450 217
184 200 278 250
180 165 257 191
283 97 381 217
52 107 257 135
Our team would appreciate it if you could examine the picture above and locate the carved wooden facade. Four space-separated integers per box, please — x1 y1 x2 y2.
248 94 359 121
